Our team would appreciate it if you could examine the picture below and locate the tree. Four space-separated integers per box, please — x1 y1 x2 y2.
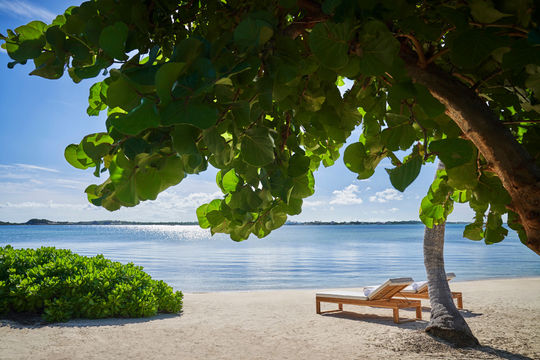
2 0 539 346
424 162 478 347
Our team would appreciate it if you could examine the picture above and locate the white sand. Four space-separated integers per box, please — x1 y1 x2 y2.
1 277 539 359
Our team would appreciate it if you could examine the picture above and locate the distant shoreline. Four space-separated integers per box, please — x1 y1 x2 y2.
0 218 470 226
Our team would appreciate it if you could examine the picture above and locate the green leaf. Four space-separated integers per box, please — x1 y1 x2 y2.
158 156 185 191
64 144 95 169
6 21 46 62
30 52 64 79
135 168 161 201
87 82 108 116
155 62 186 105
111 99 160 135
222 170 241 193
429 138 475 169
107 77 140 111
380 124 416 151
171 124 200 155
288 154 310 177
290 172 315 198
309 22 350 69
485 212 508 244
343 142 366 173
450 29 500 68
357 20 400 75
160 101 218 129
99 22 128 60
386 156 422 192
463 223 484 240
240 127 275 166
234 17 274 48
81 133 114 161
446 163 478 190
469 0 511 24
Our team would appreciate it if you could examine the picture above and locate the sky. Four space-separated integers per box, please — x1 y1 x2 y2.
0 1 475 223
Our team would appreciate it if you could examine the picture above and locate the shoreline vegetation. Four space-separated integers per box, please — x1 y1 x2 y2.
0 219 471 226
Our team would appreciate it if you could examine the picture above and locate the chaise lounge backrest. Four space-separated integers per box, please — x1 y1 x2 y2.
366 277 413 300
404 272 457 294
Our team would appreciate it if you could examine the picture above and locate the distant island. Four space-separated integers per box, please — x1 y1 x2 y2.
0 219 469 226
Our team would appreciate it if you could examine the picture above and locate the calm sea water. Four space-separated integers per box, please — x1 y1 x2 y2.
0 224 538 292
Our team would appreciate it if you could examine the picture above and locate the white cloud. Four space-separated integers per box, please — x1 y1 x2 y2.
330 184 363 205
139 190 223 211
303 200 325 207
389 207 399 213
369 188 403 203
14 163 59 173
0 0 56 22
0 201 93 210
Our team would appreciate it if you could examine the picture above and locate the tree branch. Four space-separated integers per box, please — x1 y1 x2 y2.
402 50 540 255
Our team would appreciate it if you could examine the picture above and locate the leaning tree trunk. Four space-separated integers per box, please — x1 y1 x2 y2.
424 222 479 347
404 54 540 255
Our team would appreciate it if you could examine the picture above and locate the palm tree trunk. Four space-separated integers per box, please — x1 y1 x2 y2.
423 198 479 347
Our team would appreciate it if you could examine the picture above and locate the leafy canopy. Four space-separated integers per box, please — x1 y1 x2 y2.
2 0 539 244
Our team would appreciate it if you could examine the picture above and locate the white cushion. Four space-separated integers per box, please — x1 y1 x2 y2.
316 291 368 301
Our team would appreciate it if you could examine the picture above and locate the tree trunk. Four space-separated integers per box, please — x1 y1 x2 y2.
404 55 540 255
424 222 479 347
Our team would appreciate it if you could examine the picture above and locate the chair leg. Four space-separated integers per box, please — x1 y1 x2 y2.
393 308 399 323
316 300 321 314
416 305 422 320
338 303 343 311
457 294 463 309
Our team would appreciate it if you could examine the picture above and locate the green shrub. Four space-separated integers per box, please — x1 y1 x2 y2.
0 245 183 322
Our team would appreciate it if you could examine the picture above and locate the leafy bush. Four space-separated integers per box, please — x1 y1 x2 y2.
0 245 183 322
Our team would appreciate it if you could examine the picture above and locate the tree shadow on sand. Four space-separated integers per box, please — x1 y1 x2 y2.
0 312 182 329
323 311 533 359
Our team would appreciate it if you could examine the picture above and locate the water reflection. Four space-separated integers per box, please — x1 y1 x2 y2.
0 224 538 292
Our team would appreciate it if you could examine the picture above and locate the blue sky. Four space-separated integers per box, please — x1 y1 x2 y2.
0 1 475 223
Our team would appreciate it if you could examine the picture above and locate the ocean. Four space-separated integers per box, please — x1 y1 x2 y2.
0 224 538 292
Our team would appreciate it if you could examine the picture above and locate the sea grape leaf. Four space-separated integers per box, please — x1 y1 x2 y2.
240 127 275 166
135 167 161 201
234 16 274 49
106 77 140 111
450 29 501 68
111 99 160 135
158 156 185 191
222 170 241 193
469 0 511 24
429 138 475 169
343 142 366 173
5 21 46 62
155 62 186 105
171 124 200 155
64 144 95 169
160 101 218 129
81 133 114 161
288 154 310 177
386 156 422 192
99 22 128 60
309 21 350 69
463 223 484 240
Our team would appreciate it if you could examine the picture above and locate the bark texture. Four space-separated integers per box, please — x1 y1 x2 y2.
404 57 540 255
424 223 479 347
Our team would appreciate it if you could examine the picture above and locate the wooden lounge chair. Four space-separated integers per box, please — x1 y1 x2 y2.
316 277 422 324
396 273 463 309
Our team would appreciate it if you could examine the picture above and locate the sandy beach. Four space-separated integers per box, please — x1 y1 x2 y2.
1 277 539 359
